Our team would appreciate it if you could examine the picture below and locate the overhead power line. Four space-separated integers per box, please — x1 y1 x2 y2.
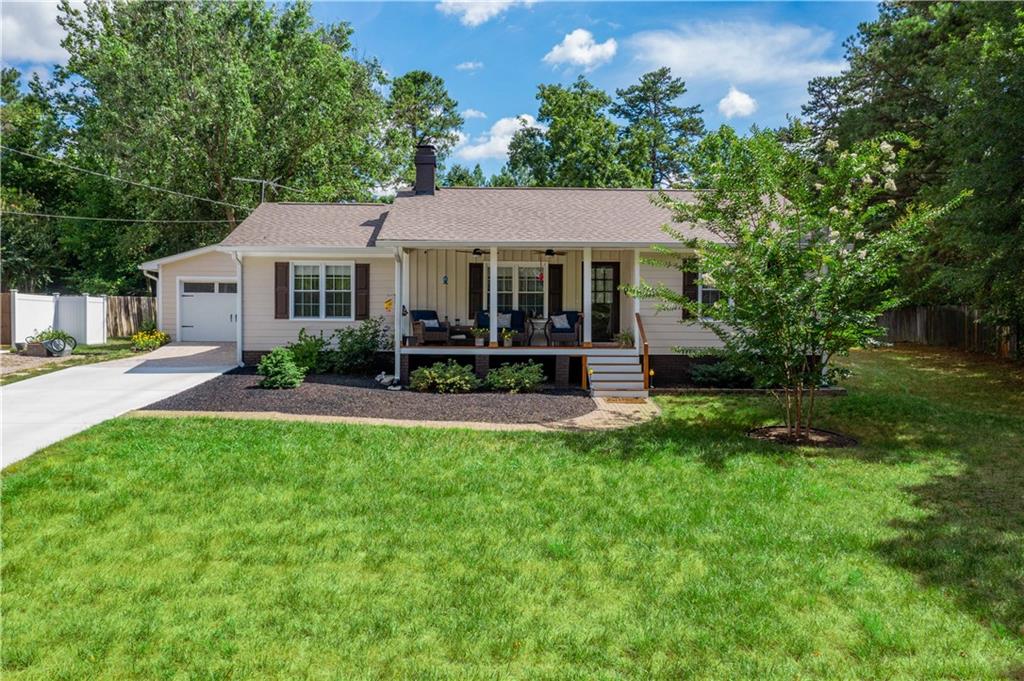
0 210 234 224
0 146 252 212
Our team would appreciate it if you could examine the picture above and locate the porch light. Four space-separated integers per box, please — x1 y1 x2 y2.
472 248 483 257
544 249 555 257
442 275 448 285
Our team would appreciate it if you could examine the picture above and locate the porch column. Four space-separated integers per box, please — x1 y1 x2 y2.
401 250 410 337
582 246 593 347
393 247 403 379
488 246 498 347
633 248 642 349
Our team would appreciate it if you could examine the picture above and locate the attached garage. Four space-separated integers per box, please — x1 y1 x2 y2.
179 279 237 341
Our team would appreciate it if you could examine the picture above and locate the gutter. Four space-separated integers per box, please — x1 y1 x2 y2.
232 251 244 367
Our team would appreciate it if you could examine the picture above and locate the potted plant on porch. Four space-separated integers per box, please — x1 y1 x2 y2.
471 326 488 347
500 328 515 348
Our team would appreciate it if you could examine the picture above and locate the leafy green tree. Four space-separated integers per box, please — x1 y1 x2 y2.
633 127 962 438
442 163 485 187
612 67 704 188
508 76 638 188
388 69 464 179
486 166 520 188
801 2 1023 337
49 0 400 292
0 68 71 291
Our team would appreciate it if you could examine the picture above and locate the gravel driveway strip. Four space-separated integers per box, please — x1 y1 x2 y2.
141 369 597 425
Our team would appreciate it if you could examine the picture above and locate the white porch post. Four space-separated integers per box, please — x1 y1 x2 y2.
633 248 642 350
401 249 410 337
234 251 243 366
393 247 403 378
582 246 593 346
488 246 498 347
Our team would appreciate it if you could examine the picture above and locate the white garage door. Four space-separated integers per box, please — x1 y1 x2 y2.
180 281 237 341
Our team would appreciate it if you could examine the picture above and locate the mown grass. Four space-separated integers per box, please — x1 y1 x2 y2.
0 339 136 386
2 347 1022 679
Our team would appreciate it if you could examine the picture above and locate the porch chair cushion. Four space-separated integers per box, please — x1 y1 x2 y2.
497 312 513 329
422 318 440 328
551 313 570 330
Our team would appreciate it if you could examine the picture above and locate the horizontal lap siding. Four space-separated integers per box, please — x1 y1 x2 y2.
242 256 394 351
637 252 722 353
160 251 237 341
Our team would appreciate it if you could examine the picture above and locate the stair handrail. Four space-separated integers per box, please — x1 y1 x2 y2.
635 312 650 390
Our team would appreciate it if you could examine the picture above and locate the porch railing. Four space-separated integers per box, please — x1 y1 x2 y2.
635 312 650 389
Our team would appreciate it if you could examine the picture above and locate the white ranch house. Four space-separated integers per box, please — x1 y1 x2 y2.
140 146 723 397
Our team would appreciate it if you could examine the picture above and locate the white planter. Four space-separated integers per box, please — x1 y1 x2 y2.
474 338 485 347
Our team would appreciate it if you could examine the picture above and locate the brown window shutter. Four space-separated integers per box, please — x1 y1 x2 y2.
682 269 698 319
547 263 563 313
275 262 289 319
468 262 484 318
355 263 370 320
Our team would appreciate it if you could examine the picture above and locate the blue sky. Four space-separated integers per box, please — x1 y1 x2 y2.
3 1 878 176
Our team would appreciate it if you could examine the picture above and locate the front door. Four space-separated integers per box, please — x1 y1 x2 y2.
589 262 620 342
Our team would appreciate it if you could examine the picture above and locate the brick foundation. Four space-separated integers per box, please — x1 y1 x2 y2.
474 354 489 379
648 354 721 388
400 354 410 384
554 356 570 387
242 350 267 366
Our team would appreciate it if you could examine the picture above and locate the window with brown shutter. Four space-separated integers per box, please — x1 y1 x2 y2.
355 263 370 320
547 263 563 313
682 268 699 319
274 262 289 319
468 262 483 319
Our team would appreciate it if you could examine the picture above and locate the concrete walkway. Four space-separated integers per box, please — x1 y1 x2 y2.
130 396 661 433
2 343 236 468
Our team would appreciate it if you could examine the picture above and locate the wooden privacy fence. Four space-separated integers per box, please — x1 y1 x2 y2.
106 296 156 338
879 305 1020 359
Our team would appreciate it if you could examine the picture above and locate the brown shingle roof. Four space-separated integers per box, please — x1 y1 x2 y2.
220 202 389 248
377 187 710 245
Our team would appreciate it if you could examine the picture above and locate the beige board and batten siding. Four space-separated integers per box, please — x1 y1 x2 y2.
406 248 635 331
159 250 237 341
637 251 723 353
242 256 394 351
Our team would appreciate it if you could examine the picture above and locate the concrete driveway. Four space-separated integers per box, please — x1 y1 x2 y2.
2 343 237 468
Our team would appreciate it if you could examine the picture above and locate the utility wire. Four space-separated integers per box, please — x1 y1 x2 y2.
0 210 234 224
0 146 252 212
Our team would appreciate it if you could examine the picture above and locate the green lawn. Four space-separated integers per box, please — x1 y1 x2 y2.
2 348 1022 679
0 339 136 386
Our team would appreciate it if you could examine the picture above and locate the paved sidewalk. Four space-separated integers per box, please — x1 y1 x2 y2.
2 343 236 468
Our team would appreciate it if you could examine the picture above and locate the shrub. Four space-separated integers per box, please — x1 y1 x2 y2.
484 361 546 393
139 319 158 333
327 317 391 374
288 328 330 374
130 329 170 352
257 347 306 389
409 360 480 394
30 327 77 346
689 360 755 388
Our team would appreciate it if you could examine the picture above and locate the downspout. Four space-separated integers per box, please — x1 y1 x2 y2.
233 251 244 366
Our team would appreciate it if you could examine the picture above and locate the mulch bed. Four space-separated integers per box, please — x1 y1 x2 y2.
748 426 858 448
141 368 596 425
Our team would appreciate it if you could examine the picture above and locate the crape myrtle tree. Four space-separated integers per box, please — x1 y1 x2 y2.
633 127 963 439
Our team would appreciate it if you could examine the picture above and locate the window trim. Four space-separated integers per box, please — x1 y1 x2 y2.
483 261 548 319
289 261 356 321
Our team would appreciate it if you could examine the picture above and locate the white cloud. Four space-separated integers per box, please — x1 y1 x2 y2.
543 28 617 71
455 61 484 72
455 114 543 161
1 1 70 63
718 87 758 118
462 108 487 119
628 21 844 86
435 1 531 28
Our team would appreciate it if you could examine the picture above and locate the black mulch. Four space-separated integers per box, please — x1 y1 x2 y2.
141 367 596 424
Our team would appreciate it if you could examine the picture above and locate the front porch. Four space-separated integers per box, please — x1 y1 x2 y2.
390 245 651 395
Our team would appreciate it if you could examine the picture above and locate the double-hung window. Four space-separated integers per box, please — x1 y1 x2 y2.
291 262 354 320
484 263 547 318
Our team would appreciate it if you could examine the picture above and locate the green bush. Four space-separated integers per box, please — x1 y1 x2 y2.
689 360 755 388
130 329 170 351
257 347 306 389
288 328 330 374
409 360 480 394
29 327 77 345
484 361 546 393
327 317 391 374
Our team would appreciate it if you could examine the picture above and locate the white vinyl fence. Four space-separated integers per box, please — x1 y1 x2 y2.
7 290 108 345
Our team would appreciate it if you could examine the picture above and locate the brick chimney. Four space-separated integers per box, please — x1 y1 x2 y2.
414 144 436 195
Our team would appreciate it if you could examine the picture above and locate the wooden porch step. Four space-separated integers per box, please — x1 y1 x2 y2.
586 354 640 364
589 372 643 381
593 389 649 399
590 380 645 390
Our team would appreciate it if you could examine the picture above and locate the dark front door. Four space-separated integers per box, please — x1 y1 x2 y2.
588 262 620 342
